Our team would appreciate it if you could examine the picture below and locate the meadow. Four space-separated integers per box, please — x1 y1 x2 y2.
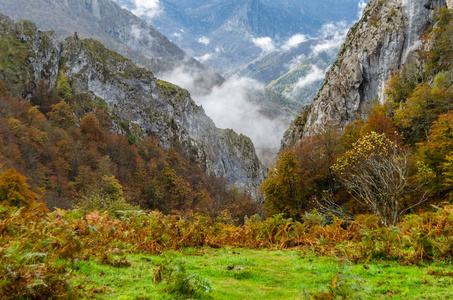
2 202 453 299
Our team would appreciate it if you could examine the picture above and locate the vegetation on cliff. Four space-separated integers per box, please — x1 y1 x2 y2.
262 8 453 225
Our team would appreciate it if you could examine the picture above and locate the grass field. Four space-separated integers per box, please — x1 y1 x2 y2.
73 248 453 299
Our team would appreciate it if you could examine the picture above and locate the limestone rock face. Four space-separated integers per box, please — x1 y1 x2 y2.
281 0 441 149
0 14 266 201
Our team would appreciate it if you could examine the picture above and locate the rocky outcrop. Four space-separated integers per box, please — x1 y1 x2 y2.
281 0 444 149
424 0 451 9
0 0 223 91
0 14 266 201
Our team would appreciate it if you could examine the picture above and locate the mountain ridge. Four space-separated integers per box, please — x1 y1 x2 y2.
115 0 366 74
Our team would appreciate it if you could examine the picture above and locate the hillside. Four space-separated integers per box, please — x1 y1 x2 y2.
0 14 266 202
262 0 453 227
2 1 453 299
229 37 340 106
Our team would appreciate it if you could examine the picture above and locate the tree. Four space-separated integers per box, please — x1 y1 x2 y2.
361 105 400 142
416 111 453 198
0 168 39 207
32 78 55 114
442 155 453 201
332 132 428 227
261 126 344 220
80 113 105 144
48 101 76 129
426 8 453 74
261 151 303 219
393 82 452 144
0 80 9 97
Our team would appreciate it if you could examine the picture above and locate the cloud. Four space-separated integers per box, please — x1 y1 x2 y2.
130 24 142 39
129 24 154 44
160 68 288 158
195 53 214 63
286 54 307 70
130 0 162 20
196 77 287 152
311 22 349 54
358 0 368 19
252 37 275 53
173 32 181 38
198 36 210 45
286 65 326 100
282 34 308 51
294 65 325 90
159 67 198 94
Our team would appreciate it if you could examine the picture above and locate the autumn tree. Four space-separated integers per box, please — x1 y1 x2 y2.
341 120 364 150
261 151 304 219
416 111 453 198
261 126 344 220
393 82 452 144
48 101 76 129
442 156 453 201
361 104 400 142
80 113 105 144
0 168 39 207
32 78 55 114
332 132 429 227
426 8 453 74
0 80 9 97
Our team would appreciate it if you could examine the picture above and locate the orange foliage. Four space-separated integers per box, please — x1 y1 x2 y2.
0 168 39 207
0 93 255 218
0 80 9 97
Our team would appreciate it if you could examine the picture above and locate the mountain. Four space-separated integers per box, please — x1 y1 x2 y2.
281 0 451 149
114 0 366 74
0 14 266 200
228 36 341 106
0 0 223 91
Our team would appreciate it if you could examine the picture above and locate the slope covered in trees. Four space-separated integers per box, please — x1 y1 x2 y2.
0 80 259 220
263 7 453 225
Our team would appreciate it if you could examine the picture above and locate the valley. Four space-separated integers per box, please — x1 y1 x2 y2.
1 0 453 298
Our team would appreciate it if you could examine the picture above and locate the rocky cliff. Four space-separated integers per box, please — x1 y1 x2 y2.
282 0 448 149
0 15 266 201
0 0 223 91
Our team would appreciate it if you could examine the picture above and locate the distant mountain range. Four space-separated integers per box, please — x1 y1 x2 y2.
113 0 367 107
114 0 366 74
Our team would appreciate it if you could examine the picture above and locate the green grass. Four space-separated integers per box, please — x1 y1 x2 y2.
73 248 453 299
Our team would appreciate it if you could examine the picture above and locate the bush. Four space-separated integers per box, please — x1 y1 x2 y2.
153 252 212 299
